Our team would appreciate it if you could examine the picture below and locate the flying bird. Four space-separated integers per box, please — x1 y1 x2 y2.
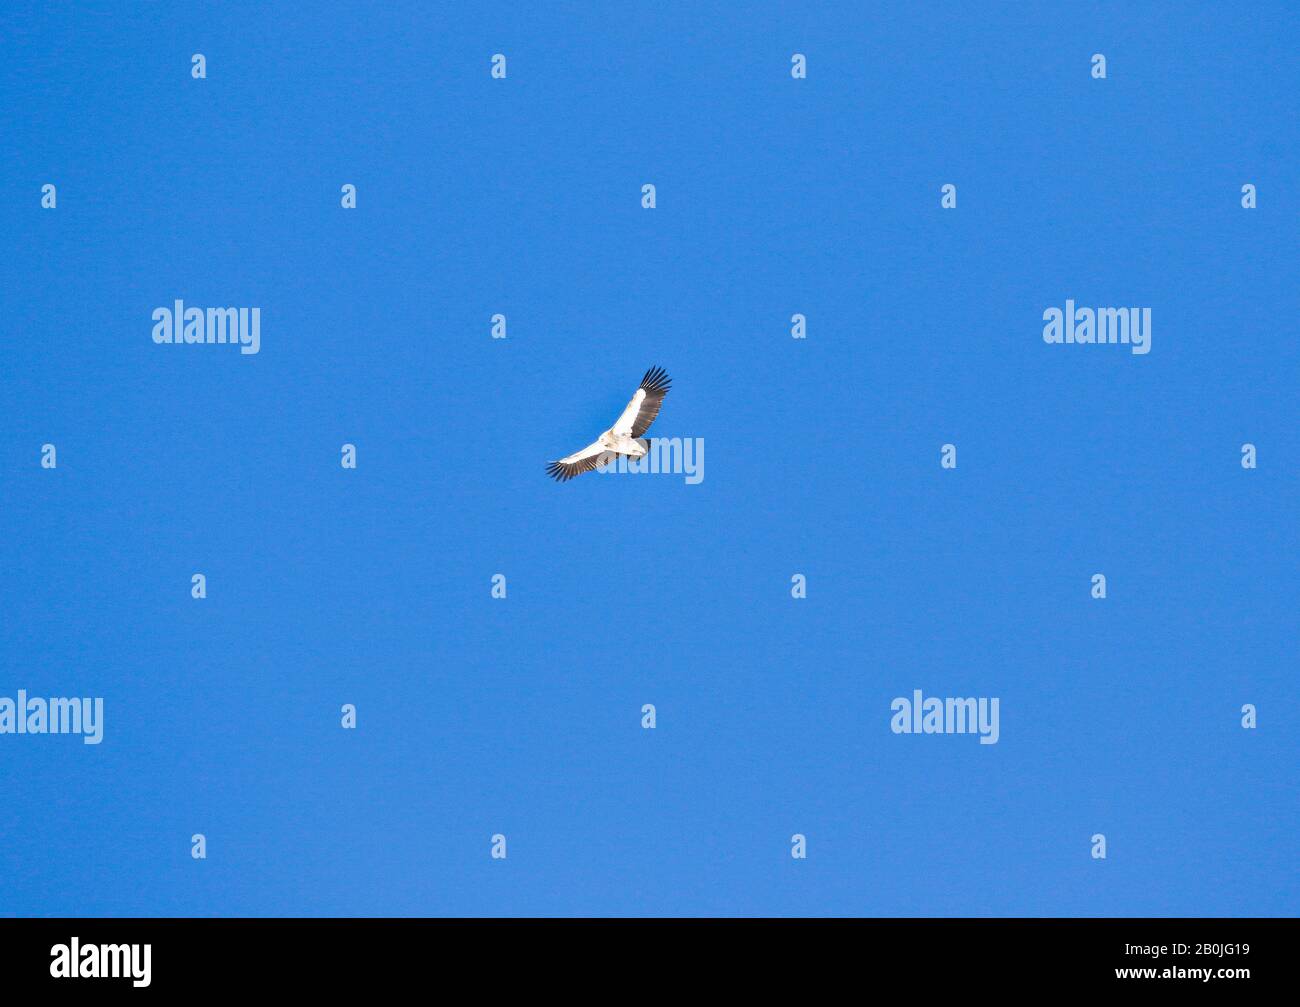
546 366 672 482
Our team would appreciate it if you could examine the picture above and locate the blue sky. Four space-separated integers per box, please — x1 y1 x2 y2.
1 2 1296 917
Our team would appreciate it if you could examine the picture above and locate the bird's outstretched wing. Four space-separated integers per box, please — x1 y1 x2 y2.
612 366 672 439
545 440 613 482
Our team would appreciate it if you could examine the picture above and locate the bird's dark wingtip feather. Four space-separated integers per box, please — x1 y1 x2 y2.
640 365 672 393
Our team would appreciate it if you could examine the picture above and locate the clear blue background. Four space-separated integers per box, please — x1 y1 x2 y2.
1 1 1296 917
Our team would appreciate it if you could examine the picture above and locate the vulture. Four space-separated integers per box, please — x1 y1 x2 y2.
546 367 672 482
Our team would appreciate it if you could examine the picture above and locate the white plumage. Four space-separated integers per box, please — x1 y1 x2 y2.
546 367 672 482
